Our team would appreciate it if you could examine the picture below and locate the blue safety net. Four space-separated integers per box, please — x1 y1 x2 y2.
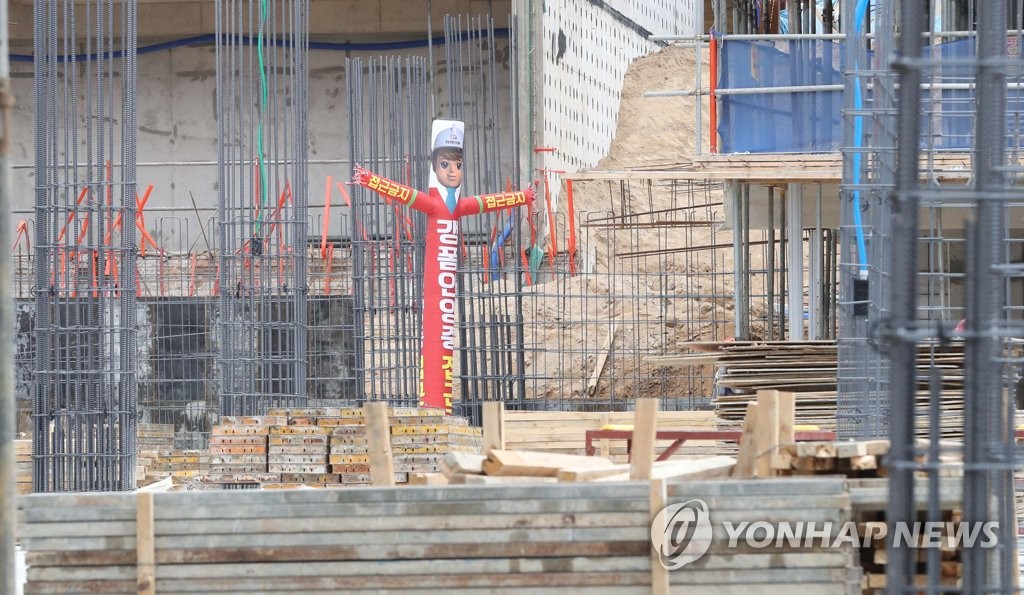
717 36 1024 154
717 38 845 153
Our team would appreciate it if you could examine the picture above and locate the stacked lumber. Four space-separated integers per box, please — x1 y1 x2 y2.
663 478 861 593
15 438 31 495
768 438 966 592
702 341 965 439
504 410 718 461
136 423 210 488
17 477 860 594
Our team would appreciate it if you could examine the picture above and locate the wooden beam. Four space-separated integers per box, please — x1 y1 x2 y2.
587 323 617 395
649 478 670 595
482 450 614 477
771 391 795 470
135 492 155 595
482 401 505 452
733 402 759 477
365 402 394 487
441 452 486 477
630 399 659 481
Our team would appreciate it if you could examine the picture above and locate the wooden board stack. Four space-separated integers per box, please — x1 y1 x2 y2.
503 410 719 461
136 423 209 488
17 477 862 594
700 341 966 439
765 438 966 592
15 438 31 495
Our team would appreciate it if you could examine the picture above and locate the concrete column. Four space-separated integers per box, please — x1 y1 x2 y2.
787 183 804 340
808 184 823 339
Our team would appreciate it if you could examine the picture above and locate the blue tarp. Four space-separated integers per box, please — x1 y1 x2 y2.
717 36 1024 153
718 38 844 153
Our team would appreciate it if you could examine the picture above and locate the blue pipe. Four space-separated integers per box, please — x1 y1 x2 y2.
489 216 515 281
850 0 870 277
11 29 510 63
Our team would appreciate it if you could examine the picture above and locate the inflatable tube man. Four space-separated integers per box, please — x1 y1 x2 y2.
354 120 534 412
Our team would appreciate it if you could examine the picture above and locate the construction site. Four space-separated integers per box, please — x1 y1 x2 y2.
1 0 1023 592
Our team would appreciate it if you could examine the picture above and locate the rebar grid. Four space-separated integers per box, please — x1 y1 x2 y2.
876 2 1023 593
346 54 430 405
31 0 138 492
215 0 310 416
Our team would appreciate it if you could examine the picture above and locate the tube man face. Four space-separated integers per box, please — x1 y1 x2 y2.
434 148 463 189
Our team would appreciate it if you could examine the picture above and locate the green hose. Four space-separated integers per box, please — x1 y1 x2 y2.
253 0 270 236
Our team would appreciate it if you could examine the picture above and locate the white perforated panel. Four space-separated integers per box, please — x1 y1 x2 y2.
541 1 654 175
604 0 703 37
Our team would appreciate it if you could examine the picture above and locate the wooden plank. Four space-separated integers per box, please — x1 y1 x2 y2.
442 452 486 477
460 475 559 485
755 390 779 477
135 492 155 595
365 402 394 487
649 478 669 595
598 456 736 483
482 450 615 477
772 392 795 470
630 399 659 481
482 401 505 452
407 473 448 486
588 323 617 395
558 463 632 482
732 403 759 478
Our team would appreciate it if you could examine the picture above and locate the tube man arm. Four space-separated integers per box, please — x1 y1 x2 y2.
353 165 535 215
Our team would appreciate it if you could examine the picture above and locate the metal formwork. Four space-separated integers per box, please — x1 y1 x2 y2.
31 0 139 491
215 0 310 416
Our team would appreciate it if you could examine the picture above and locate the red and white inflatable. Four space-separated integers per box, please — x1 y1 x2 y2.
354 120 534 411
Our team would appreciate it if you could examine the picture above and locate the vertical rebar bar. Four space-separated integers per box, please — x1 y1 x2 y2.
885 0 924 589
216 0 309 416
0 0 15 581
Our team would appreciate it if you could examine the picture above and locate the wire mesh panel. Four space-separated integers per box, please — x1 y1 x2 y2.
32 0 139 491
215 0 310 416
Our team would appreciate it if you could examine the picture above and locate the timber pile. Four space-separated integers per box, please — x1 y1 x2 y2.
15 438 31 495
18 477 861 594
136 423 209 488
204 407 482 488
503 409 718 461
702 341 965 439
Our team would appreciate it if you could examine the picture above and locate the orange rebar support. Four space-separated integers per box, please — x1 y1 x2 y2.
56 187 90 244
321 175 332 259
566 179 578 275
11 220 29 253
105 161 113 242
710 33 718 154
91 249 99 297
